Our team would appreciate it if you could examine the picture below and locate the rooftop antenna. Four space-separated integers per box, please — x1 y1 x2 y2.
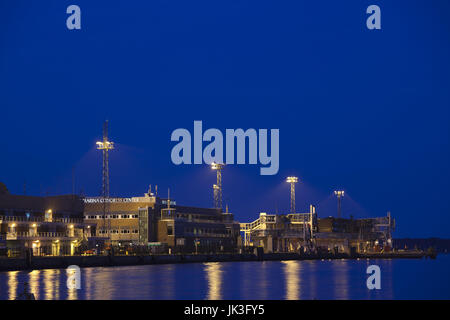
167 188 170 209
72 166 75 197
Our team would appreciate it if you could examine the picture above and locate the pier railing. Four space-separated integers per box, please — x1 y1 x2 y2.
0 216 43 222
6 231 73 239
0 215 83 224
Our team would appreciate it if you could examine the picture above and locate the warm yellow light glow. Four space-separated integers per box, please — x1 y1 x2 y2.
211 162 224 170
69 225 74 229
11 223 16 227
7 271 19 300
204 262 223 300
334 190 345 197
282 261 301 300
97 140 114 150
286 176 298 183
32 224 37 228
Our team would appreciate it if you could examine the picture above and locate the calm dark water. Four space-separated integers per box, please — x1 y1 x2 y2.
1 255 449 300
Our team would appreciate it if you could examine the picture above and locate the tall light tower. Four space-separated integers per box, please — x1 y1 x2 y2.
211 162 224 210
286 176 298 214
96 121 114 234
334 190 344 219
213 184 219 209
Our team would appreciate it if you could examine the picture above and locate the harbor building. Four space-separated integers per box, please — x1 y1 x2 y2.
0 186 95 257
158 204 240 253
240 205 317 252
315 214 394 253
240 206 394 254
83 190 241 253
83 195 153 245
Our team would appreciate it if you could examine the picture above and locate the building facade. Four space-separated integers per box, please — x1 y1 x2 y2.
315 214 394 253
158 204 240 253
84 195 153 246
83 192 241 253
0 192 95 257
240 206 394 254
241 205 317 252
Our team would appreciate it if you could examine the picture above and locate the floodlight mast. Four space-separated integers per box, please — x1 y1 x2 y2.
211 162 224 210
286 176 298 214
96 120 114 237
334 190 345 218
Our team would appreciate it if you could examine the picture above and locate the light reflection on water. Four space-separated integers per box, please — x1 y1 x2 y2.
43 269 59 300
1 257 449 300
282 261 301 300
29 270 40 300
333 260 349 300
7 271 18 300
204 262 223 300
307 260 318 299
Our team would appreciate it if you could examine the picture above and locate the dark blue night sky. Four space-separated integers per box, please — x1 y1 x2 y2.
1 1 449 238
